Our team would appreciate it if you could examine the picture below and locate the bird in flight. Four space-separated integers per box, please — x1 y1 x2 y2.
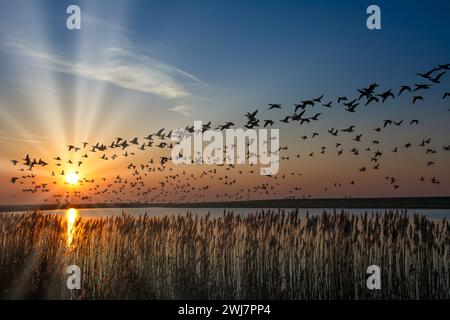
413 84 431 92
412 96 423 104
267 104 281 110
378 89 395 103
341 125 355 133
417 68 437 79
263 120 274 127
429 71 446 84
337 96 348 104
398 86 411 96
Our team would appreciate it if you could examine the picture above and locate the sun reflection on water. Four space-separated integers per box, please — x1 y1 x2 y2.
66 208 78 247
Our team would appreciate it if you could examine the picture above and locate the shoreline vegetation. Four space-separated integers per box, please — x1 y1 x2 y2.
1 196 450 212
0 209 448 299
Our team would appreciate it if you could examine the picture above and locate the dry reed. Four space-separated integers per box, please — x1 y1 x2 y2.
0 210 448 299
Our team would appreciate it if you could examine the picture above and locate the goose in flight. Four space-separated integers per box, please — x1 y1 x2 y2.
377 89 395 103
365 96 379 106
337 96 348 104
245 110 258 119
301 100 315 107
343 98 357 107
413 84 431 92
345 104 358 112
398 85 412 96
341 125 355 133
267 104 281 110
431 177 440 184
328 127 338 136
280 116 291 123
313 95 324 103
383 120 392 127
429 71 446 84
322 101 333 108
263 120 274 127
294 103 307 112
416 68 437 79
412 96 423 104
67 145 80 152
155 128 165 137
217 122 235 130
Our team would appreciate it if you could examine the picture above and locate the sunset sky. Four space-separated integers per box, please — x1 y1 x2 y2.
1 0 449 205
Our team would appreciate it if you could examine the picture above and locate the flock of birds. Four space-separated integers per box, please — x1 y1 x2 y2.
7 63 450 204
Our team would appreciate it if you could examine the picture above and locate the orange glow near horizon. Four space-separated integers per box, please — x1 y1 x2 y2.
66 208 78 247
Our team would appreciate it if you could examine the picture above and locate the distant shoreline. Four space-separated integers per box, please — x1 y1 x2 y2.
1 196 450 212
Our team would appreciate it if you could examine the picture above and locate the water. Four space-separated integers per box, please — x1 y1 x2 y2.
40 207 450 219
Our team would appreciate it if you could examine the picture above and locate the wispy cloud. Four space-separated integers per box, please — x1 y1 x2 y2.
5 40 205 99
168 104 196 116
0 134 57 144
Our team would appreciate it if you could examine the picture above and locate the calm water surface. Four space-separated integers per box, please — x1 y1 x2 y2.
40 207 450 219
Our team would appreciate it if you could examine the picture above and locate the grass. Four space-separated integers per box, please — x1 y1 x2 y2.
0 209 448 299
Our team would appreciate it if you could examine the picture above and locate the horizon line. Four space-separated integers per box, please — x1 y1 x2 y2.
2 196 450 212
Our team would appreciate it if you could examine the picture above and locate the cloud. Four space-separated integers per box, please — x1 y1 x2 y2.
5 40 205 99
168 104 196 116
0 134 56 144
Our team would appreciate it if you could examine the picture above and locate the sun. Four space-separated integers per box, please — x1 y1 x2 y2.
65 171 79 185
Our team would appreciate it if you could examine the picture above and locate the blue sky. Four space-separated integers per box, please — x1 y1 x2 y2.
1 0 449 143
2 1 450 106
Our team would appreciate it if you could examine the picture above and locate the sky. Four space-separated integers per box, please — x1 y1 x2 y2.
0 0 449 205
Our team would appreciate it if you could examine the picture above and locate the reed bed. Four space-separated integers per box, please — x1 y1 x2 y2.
0 210 448 299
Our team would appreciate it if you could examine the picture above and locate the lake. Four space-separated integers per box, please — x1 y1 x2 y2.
34 207 450 219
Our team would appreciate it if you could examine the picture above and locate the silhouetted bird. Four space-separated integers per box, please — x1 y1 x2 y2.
267 104 281 110
263 120 274 127
378 89 395 102
412 96 423 104
337 96 347 104
429 71 445 84
413 84 431 92
398 86 411 96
